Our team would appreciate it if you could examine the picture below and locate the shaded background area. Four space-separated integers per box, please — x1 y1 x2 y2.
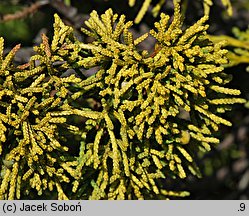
0 0 248 199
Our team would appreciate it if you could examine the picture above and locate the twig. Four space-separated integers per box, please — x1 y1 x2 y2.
0 0 49 23
49 0 90 30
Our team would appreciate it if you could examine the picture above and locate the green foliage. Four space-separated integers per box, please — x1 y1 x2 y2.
0 3 31 43
0 2 245 200
64 0 71 6
0 2 51 46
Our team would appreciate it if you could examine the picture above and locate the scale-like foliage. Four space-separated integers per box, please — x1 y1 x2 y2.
0 16 89 200
0 2 245 200
73 4 244 199
210 27 249 68
128 0 233 23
